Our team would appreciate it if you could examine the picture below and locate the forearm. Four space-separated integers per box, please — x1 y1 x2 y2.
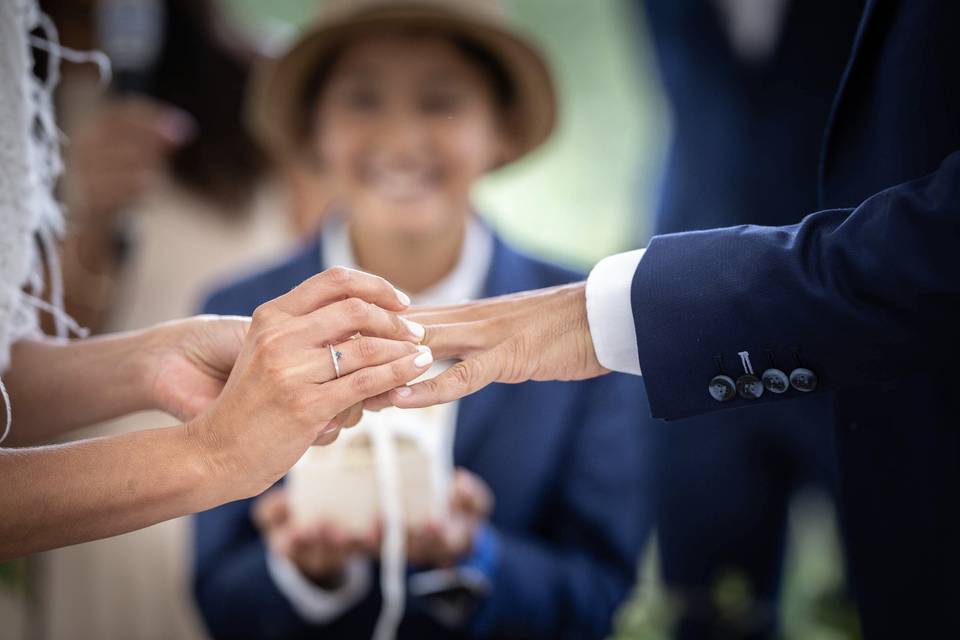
0 423 228 561
4 330 155 445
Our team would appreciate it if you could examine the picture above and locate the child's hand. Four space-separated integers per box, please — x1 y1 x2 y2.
254 488 378 587
405 468 494 568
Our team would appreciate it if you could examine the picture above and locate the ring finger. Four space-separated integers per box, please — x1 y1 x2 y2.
284 336 421 383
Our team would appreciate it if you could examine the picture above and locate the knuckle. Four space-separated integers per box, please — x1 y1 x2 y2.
352 371 377 395
324 266 352 287
343 297 370 322
389 360 408 384
419 377 440 396
355 336 379 360
251 303 276 326
449 360 477 389
389 312 407 335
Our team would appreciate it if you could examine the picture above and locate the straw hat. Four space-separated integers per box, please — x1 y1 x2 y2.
248 0 556 166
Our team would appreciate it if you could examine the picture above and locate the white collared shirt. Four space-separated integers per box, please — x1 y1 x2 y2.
321 214 494 307
267 214 494 623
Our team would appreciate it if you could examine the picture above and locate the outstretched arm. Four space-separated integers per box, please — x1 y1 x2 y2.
0 268 430 561
363 282 606 410
378 151 960 419
2 318 244 446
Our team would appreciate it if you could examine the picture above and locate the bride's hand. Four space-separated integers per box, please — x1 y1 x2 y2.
184 267 434 499
145 315 250 422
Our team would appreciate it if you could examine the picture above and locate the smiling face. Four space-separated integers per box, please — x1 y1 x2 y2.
311 32 512 241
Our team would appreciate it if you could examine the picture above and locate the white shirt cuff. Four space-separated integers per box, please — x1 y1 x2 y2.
585 249 646 376
266 551 372 624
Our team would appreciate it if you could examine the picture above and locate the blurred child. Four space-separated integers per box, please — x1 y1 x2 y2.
193 1 650 638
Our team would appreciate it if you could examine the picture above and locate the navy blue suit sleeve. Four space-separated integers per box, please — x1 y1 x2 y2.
472 375 650 639
632 150 960 420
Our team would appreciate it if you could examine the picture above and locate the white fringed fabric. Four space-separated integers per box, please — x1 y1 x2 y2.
0 0 85 443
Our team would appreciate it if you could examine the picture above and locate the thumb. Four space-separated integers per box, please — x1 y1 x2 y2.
389 352 494 408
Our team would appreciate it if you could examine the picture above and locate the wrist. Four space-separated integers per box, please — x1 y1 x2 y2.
134 324 173 414
90 328 159 417
182 412 255 504
585 249 645 375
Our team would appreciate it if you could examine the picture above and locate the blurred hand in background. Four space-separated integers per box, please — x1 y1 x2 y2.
254 487 377 588
63 95 196 222
254 468 493 588
406 469 494 568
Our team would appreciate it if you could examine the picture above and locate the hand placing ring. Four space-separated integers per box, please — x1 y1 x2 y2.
318 336 430 383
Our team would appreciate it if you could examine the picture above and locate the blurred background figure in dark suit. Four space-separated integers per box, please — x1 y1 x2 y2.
629 0 863 637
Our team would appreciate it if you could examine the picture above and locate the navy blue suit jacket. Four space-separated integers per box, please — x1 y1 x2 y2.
641 0 863 233
632 2 959 636
193 233 650 639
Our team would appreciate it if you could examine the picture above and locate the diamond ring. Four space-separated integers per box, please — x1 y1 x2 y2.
328 344 343 379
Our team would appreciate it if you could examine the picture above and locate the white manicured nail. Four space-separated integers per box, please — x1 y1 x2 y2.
404 318 425 339
320 419 338 434
395 288 411 306
414 345 433 368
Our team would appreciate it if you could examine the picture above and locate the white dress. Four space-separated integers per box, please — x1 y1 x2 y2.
0 1 69 635
0 0 63 374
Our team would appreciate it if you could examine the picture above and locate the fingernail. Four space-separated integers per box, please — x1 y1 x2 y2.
161 109 197 144
320 419 339 434
414 345 433 368
403 318 425 339
394 386 412 398
395 288 411 307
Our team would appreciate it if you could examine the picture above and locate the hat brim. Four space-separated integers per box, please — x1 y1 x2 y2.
248 6 556 168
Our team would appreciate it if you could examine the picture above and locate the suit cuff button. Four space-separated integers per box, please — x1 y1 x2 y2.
761 368 789 394
709 375 737 402
789 367 818 392
736 375 764 399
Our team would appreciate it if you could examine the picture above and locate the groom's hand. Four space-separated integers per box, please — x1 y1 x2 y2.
368 283 608 410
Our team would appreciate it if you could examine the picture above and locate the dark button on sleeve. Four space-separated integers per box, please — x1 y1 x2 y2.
709 375 736 402
789 367 818 392
761 368 789 394
736 374 764 400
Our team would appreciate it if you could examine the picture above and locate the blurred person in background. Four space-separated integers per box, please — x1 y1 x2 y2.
192 1 650 638
43 0 303 334
30 1 319 638
627 1 864 637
